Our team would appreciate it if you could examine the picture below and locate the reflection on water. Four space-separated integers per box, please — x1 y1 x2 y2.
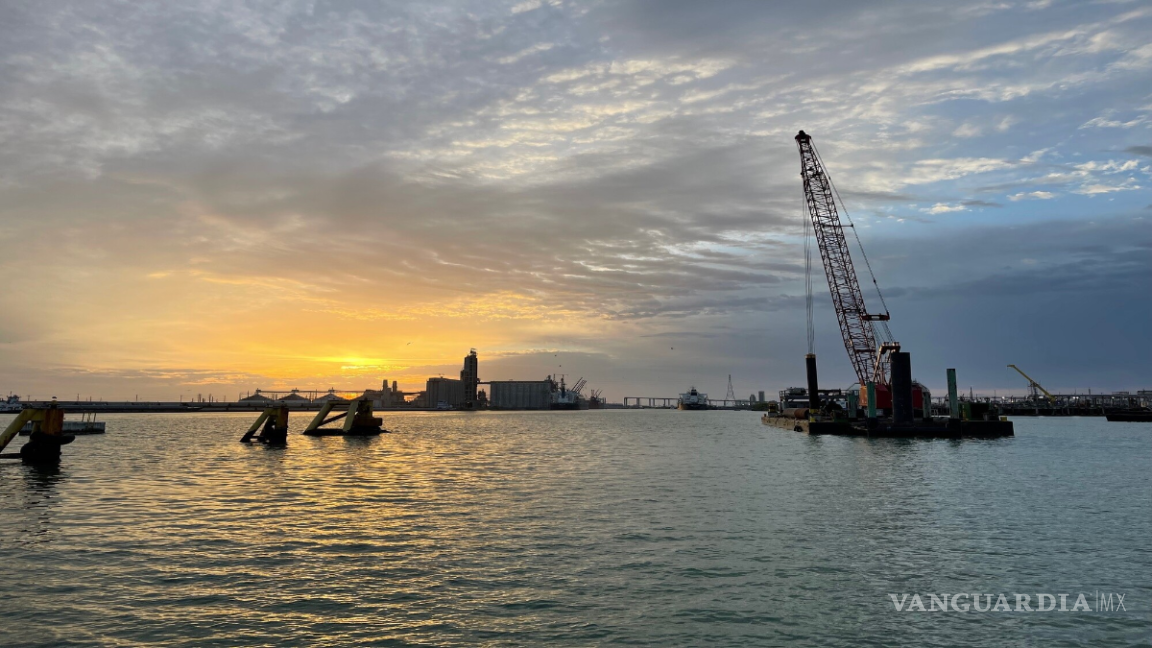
0 412 1149 646
0 462 67 546
22 462 65 494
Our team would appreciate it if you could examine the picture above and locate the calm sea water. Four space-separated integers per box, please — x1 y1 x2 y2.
0 411 1149 646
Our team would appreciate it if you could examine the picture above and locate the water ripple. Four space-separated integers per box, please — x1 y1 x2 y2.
0 412 1149 646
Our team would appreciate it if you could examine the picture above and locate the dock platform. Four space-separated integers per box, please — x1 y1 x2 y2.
19 420 105 435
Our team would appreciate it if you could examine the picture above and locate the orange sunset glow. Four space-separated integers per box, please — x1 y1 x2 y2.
2 1 1150 402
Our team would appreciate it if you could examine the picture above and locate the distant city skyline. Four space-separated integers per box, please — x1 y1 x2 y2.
1 1 1150 401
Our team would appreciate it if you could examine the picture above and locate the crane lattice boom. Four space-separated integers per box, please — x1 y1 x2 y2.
1007 364 1056 404
795 130 897 386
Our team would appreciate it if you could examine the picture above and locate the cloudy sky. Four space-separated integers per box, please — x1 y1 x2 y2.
1 0 1150 401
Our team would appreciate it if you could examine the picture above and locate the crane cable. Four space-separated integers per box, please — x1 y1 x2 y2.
810 141 895 344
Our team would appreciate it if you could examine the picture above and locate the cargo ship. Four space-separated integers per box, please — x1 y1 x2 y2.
1 394 22 412
588 389 605 409
677 387 709 410
550 376 588 410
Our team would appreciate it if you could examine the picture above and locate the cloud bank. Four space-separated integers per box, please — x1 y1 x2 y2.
1 0 1150 398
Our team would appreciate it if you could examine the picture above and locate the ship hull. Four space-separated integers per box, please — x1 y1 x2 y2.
551 402 587 410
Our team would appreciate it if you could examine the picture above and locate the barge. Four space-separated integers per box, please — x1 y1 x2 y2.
761 411 1013 439
1106 408 1152 422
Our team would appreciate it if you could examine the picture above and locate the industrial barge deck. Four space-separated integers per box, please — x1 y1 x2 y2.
761 412 1013 439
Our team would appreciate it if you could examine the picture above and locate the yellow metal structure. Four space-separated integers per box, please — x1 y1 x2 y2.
1 410 37 453
1 405 70 463
1 407 64 454
303 398 382 435
304 401 341 434
241 406 289 443
1007 364 1056 404
345 399 380 433
239 399 382 440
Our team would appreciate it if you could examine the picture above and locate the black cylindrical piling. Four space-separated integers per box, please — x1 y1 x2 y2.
891 351 914 426
805 354 820 411
20 430 74 464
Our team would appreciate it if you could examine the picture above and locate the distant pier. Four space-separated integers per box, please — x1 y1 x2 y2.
11 400 428 413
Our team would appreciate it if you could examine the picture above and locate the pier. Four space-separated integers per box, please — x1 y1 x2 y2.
18 412 104 435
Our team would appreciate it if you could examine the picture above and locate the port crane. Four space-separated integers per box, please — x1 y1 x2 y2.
795 131 900 394
569 377 587 395
551 375 586 396
1006 364 1056 404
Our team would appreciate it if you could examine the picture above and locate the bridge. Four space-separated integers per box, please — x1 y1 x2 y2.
622 397 756 410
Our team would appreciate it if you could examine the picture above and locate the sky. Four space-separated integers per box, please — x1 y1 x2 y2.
1 0 1150 402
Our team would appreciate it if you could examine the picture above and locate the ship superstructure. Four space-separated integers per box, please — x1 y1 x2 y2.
550 376 588 410
677 387 709 410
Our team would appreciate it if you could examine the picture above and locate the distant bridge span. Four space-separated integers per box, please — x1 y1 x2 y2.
622 397 754 409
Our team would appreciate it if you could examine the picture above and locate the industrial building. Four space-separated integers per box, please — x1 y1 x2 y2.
363 380 410 408
461 349 478 406
489 380 552 409
313 388 348 403
420 350 481 409
425 377 465 408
